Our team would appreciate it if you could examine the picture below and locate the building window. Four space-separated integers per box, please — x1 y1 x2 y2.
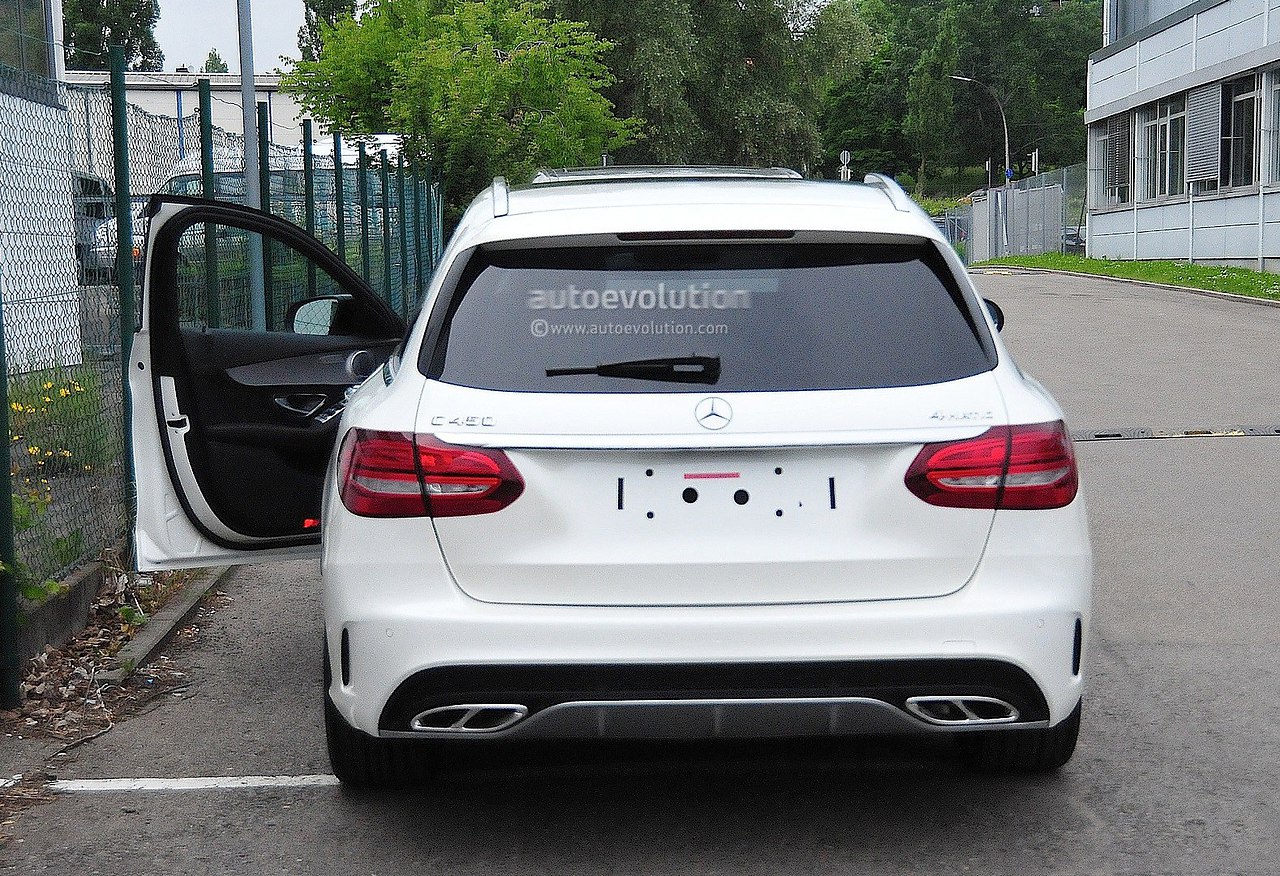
0 0 52 79
1098 113 1132 206
1221 75 1259 189
1140 96 1186 199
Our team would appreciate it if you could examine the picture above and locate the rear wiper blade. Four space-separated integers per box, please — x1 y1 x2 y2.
546 355 721 385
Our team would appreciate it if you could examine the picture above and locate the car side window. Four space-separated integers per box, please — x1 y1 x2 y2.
173 220 350 334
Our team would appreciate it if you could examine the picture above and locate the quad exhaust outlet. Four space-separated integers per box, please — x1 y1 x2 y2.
409 704 529 733
904 696 1020 726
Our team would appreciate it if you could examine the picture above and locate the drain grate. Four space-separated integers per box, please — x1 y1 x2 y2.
1072 425 1280 442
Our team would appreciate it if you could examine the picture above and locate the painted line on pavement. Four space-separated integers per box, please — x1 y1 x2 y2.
49 774 340 793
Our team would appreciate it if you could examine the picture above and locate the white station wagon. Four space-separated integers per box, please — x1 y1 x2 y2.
130 167 1092 787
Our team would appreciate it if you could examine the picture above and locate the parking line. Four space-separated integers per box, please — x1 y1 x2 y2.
49 775 340 793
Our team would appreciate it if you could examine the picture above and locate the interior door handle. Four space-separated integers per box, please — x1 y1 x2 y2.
274 394 328 417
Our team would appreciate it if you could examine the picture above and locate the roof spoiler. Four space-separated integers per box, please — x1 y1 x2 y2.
862 173 918 214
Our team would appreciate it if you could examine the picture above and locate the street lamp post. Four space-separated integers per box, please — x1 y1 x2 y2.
950 74 1010 187
952 74 1012 257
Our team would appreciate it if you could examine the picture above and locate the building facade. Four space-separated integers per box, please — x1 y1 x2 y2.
63 71 306 149
1 0 85 369
1087 0 1280 269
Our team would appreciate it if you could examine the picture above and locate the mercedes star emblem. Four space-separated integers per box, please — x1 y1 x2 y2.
695 397 732 430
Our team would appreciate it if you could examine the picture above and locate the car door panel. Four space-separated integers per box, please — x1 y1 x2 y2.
131 196 404 569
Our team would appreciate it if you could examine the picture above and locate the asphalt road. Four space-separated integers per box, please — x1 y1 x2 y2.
6 270 1280 874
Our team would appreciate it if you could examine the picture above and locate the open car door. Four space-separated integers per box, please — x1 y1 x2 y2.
130 196 405 570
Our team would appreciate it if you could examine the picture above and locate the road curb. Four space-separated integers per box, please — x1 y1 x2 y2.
98 566 238 682
971 266 1280 309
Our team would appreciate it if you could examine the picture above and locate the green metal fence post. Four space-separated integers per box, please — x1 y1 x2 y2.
198 78 219 328
379 150 392 308
412 164 424 303
257 101 275 329
396 152 408 317
428 165 439 271
302 118 317 298
0 301 18 709
357 143 370 283
109 45 138 565
333 133 346 265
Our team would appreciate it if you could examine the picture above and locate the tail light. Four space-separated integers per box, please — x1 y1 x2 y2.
337 429 524 518
904 421 1078 510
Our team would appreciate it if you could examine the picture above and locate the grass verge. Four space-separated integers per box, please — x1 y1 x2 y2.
974 253 1280 302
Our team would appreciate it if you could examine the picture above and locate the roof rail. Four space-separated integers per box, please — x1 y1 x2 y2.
492 176 510 217
862 173 918 214
530 166 803 185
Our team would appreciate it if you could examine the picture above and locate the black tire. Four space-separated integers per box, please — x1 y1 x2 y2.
957 700 1082 774
323 642 436 789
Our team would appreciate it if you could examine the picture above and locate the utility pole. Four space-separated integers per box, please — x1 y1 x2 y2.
237 0 266 330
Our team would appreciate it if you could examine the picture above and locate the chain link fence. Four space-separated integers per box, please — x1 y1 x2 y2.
940 164 1087 264
0 68 444 601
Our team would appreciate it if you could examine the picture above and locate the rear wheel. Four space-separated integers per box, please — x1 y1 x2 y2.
323 641 436 789
957 700 1082 773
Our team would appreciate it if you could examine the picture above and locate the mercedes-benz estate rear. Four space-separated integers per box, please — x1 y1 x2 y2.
320 170 1092 786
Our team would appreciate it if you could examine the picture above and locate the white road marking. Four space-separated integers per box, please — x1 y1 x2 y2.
49 774 340 793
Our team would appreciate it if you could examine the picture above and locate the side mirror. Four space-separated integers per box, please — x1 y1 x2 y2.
983 298 1005 332
289 296 342 335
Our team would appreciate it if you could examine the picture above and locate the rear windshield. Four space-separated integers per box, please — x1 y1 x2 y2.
424 243 993 393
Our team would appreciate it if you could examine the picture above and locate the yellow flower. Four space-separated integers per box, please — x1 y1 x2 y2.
59 388 70 397
42 397 51 403
9 402 20 412
26 446 39 456
42 382 52 390
83 464 93 471
59 450 72 457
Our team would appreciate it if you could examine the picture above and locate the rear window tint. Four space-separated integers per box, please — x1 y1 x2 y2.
425 243 993 393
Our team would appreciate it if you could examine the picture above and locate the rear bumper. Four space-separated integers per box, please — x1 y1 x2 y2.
375 658 1050 740
321 501 1092 739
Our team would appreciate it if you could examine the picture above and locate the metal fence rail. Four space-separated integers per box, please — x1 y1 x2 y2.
0 60 444 702
940 163 1086 263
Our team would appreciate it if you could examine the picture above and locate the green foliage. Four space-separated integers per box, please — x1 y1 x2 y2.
915 195 962 217
822 0 1102 190
552 0 876 168
976 254 1280 301
283 0 639 218
903 6 958 192
201 48 229 74
62 0 164 71
8 491 79 605
8 366 111 475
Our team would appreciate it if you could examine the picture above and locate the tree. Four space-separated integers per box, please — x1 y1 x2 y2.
298 0 358 62
202 48 230 74
63 0 164 71
903 7 957 193
551 0 874 169
821 0 1101 190
282 0 640 218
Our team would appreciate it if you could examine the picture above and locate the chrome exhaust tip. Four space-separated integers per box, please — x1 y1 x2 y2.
904 696 1020 726
408 704 529 733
